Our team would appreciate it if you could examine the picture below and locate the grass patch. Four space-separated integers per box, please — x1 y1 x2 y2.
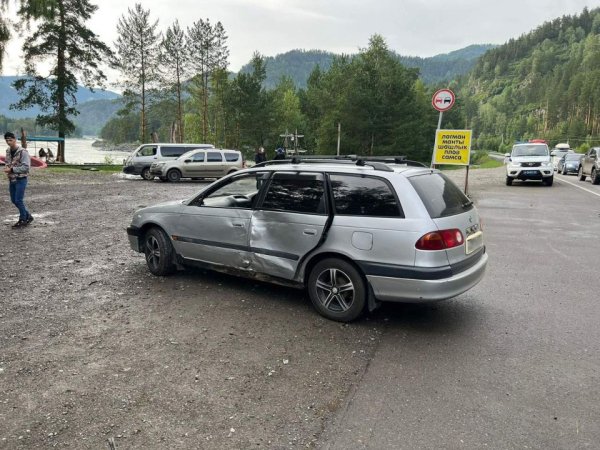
46 164 123 173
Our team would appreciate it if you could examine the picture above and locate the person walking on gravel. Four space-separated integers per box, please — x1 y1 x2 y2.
4 132 34 228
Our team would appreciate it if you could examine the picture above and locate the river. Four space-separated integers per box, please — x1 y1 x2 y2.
30 137 133 164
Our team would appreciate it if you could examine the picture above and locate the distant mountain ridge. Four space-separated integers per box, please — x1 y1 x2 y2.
240 44 496 89
0 75 120 119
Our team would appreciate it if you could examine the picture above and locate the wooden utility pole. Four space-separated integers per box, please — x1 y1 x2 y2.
337 122 341 156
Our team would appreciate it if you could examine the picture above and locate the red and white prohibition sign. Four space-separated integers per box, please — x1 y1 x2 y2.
432 89 455 112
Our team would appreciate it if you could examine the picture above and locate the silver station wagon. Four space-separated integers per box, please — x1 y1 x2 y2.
127 157 488 322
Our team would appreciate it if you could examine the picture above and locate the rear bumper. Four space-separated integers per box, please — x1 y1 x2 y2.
365 250 488 303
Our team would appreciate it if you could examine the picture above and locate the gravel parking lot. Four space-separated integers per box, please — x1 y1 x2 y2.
0 166 492 449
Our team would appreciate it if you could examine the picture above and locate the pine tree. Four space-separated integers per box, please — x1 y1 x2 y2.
0 0 10 70
160 20 189 143
187 18 229 141
10 0 112 162
115 3 160 143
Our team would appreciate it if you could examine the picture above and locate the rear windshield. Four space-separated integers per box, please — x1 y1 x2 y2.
408 172 473 218
565 154 581 161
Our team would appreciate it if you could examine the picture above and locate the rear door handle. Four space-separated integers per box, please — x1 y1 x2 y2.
232 222 245 228
303 228 317 236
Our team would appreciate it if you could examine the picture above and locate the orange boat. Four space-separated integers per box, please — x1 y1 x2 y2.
0 155 48 168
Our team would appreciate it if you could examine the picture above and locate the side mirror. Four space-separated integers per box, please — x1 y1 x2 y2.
550 151 556 156
184 159 192 163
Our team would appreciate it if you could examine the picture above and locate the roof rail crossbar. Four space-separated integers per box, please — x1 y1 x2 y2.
252 155 425 171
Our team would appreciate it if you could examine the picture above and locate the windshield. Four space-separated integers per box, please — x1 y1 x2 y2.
512 144 549 157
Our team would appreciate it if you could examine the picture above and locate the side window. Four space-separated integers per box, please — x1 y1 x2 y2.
591 149 597 158
161 146 185 157
192 152 205 162
224 152 240 162
198 172 269 208
330 174 402 217
207 152 223 162
261 172 325 214
138 146 157 157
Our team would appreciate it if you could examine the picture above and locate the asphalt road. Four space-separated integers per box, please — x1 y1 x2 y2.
318 170 600 449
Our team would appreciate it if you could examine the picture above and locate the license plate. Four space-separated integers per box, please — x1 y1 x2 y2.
465 231 483 255
523 170 538 175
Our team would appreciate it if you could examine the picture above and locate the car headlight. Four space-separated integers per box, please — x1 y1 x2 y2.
154 162 166 167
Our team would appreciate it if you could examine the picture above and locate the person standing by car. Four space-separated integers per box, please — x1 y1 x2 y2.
273 147 286 160
255 146 266 165
4 132 34 228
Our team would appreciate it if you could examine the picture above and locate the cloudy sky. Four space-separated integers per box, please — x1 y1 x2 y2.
2 0 598 88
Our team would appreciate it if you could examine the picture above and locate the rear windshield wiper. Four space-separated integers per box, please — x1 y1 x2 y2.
462 200 473 208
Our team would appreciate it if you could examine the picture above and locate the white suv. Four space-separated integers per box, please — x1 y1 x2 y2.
505 143 554 186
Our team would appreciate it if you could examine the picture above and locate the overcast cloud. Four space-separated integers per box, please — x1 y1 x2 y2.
2 0 598 88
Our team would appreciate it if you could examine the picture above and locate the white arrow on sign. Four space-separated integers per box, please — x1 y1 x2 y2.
432 89 455 112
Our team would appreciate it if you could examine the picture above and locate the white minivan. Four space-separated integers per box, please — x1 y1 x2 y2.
122 143 215 180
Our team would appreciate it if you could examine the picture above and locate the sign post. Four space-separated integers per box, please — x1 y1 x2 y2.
431 89 456 166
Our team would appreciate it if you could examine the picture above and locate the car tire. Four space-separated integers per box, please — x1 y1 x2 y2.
562 167 567 175
167 169 181 182
141 167 154 181
543 176 553 186
144 227 176 276
307 258 366 322
591 168 600 185
578 166 586 181
505 176 513 186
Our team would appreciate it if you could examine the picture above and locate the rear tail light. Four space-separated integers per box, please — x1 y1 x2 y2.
415 229 464 251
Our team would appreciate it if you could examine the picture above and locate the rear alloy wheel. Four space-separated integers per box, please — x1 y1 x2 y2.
307 258 366 322
144 228 176 276
167 169 181 182
505 176 513 186
141 167 154 181
579 166 586 181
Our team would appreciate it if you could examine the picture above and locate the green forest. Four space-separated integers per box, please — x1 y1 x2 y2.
2 2 600 162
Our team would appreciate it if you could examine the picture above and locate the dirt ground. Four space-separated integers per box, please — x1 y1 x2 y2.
0 165 493 449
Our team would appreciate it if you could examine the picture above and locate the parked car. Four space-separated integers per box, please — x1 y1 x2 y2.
149 148 243 182
557 153 583 175
122 143 215 180
505 142 554 186
127 157 488 322
550 143 573 170
579 147 600 184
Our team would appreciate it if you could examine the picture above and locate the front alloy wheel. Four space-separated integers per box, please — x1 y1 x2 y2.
308 258 366 322
144 227 176 276
141 167 154 180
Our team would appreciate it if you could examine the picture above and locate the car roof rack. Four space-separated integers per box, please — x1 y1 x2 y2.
253 155 427 172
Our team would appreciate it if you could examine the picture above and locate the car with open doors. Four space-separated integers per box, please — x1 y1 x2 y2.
127 156 488 322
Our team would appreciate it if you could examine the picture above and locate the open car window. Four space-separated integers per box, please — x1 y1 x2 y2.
194 172 270 208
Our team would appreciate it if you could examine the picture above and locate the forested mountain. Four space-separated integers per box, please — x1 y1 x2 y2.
0 76 119 118
460 7 600 151
239 45 493 89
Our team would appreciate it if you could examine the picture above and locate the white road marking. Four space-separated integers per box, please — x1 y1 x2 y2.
555 175 600 198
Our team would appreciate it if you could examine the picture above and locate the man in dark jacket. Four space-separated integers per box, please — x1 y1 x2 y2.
4 132 34 228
